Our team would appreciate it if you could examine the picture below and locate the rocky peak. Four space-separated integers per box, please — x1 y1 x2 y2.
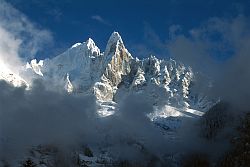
84 38 101 57
69 38 101 59
92 32 133 101
102 32 133 86
26 59 44 76
104 32 125 57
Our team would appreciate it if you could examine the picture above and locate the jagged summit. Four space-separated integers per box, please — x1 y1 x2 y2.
86 37 95 44
108 32 124 45
71 38 96 48
69 38 100 58
84 38 101 56
105 31 126 56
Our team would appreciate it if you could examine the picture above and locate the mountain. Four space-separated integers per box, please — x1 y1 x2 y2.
0 32 215 167
24 32 212 111
0 61 27 87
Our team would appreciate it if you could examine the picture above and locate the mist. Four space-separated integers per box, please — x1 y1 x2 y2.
0 79 236 166
0 80 96 160
0 80 169 165
166 15 250 111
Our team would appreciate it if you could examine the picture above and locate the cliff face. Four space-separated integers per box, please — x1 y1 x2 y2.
93 32 132 101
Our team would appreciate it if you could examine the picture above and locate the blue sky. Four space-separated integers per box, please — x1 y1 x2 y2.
5 0 250 60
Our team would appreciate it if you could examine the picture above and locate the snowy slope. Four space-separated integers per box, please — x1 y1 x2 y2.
0 61 27 87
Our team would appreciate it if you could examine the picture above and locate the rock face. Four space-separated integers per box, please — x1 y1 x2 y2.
93 32 132 101
25 32 211 110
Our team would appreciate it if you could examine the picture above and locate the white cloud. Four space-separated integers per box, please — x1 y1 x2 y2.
0 26 22 71
91 15 111 26
0 0 53 72
166 15 250 110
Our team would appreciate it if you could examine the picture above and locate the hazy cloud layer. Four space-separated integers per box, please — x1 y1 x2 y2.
0 79 233 166
167 15 250 110
0 80 96 160
0 80 170 165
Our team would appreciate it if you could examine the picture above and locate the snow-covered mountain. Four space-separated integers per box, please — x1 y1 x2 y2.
0 61 27 87
24 32 211 111
0 32 215 167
